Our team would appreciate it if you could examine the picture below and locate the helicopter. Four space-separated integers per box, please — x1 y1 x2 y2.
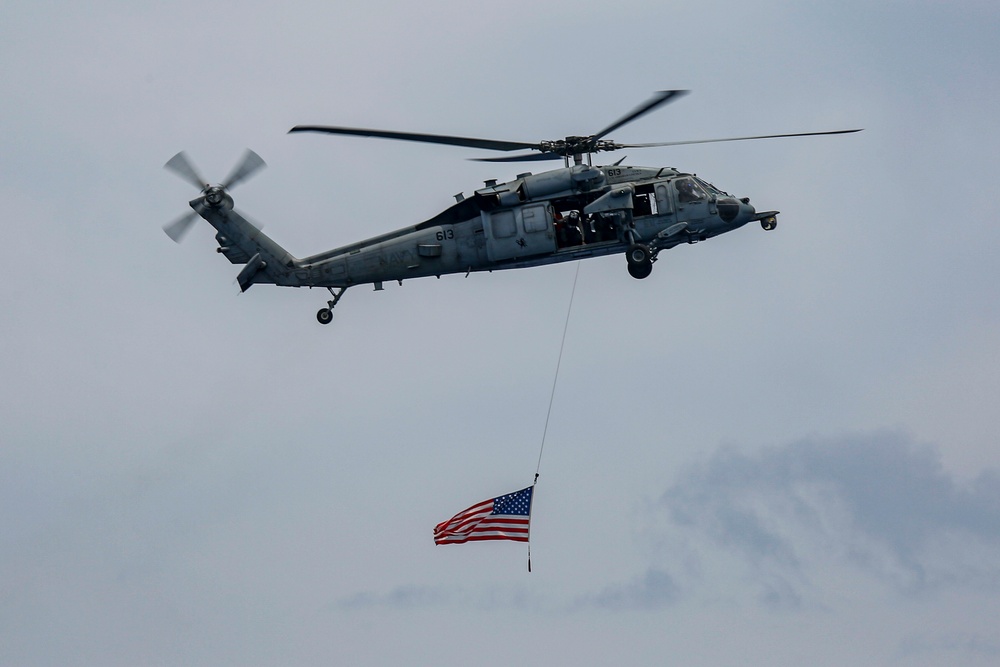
163 90 860 324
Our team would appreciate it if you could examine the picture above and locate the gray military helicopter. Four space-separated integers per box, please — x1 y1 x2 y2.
163 90 860 324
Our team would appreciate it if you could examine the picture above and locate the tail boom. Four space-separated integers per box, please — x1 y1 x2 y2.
192 196 298 291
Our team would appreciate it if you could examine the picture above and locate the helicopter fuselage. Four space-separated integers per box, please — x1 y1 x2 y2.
196 163 774 304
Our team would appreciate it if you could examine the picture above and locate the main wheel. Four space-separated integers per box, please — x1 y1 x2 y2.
626 243 653 279
628 261 653 279
316 308 333 325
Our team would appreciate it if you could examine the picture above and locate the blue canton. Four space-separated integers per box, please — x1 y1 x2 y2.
492 487 533 516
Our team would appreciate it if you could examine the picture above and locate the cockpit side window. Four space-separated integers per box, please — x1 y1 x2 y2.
674 177 707 203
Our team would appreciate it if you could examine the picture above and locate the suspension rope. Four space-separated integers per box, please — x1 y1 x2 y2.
534 262 581 483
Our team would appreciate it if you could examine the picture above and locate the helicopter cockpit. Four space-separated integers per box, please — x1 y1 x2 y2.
672 175 746 224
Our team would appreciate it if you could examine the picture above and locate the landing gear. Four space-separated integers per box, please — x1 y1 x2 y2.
316 286 347 325
761 215 778 231
626 243 653 280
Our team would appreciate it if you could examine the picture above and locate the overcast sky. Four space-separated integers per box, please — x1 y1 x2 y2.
3 1 1000 665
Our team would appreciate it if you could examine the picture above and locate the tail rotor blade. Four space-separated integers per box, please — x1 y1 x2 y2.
163 211 198 243
222 149 266 190
164 151 207 190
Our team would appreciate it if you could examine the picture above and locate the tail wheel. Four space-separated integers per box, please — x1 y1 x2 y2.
316 308 333 325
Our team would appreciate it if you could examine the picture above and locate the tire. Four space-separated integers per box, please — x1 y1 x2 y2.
628 260 653 279
626 243 653 279
316 308 333 325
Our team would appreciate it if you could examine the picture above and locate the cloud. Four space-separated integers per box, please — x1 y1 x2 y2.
654 431 1000 599
335 584 544 613
897 632 1000 661
338 585 455 610
575 568 680 611
339 570 683 615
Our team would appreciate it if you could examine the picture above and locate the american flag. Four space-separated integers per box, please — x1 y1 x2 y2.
434 486 533 545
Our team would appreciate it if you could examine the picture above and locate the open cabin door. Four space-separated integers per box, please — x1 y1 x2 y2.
481 203 557 262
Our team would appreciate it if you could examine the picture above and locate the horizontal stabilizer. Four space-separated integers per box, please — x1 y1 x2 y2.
236 253 267 292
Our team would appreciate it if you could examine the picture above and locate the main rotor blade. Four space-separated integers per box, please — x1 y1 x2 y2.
591 90 689 142
163 211 198 243
289 125 540 153
620 128 863 149
164 151 207 190
471 152 564 163
222 149 266 190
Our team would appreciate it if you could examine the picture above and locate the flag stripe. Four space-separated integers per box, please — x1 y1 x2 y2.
436 534 530 544
434 510 493 534
435 526 530 541
434 518 530 541
434 500 493 522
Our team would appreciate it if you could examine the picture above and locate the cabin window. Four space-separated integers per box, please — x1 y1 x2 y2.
492 210 517 238
633 183 658 217
522 206 547 233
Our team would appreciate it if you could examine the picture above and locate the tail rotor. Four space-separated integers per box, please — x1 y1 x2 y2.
162 149 266 242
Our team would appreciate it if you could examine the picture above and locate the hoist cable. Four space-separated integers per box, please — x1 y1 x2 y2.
535 262 581 482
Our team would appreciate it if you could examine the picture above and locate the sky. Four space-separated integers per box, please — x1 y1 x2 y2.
3 1 1000 664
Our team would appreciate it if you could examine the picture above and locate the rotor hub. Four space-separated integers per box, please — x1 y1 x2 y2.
204 186 226 206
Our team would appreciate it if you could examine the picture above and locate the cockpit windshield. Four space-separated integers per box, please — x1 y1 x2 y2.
694 177 729 197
